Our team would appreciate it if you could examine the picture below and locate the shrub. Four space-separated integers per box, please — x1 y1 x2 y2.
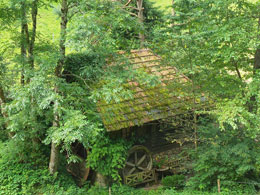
87 134 132 183
187 122 260 192
0 140 89 195
161 175 186 190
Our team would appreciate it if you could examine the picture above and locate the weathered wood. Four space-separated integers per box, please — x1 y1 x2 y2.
123 145 153 185
217 179 221 193
67 155 90 186
94 172 107 187
124 169 156 186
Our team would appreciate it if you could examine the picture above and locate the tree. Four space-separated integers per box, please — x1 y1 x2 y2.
20 0 39 83
49 0 68 175
153 0 260 137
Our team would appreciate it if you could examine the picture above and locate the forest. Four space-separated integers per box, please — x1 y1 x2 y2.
1 0 260 194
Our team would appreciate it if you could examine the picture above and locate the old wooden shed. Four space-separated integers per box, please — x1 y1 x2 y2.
96 48 196 185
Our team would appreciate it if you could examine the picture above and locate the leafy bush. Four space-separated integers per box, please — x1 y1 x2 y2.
87 134 132 183
63 53 105 84
86 184 250 195
187 121 260 192
161 175 186 190
87 184 166 195
0 140 89 195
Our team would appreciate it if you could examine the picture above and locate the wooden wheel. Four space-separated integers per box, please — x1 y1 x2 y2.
67 142 90 186
123 145 152 176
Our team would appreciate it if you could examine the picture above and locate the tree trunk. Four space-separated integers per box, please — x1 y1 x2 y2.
137 0 145 47
55 0 68 77
20 1 27 85
0 85 7 118
249 48 260 113
0 85 12 137
20 0 30 84
171 0 175 16
49 141 60 174
171 0 175 27
49 0 68 175
249 17 260 113
254 49 260 73
28 0 38 70
20 0 38 84
0 86 6 104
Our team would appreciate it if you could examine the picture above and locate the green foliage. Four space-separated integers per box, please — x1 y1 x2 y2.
0 140 90 195
45 108 103 161
67 0 141 52
87 184 165 195
161 175 186 190
67 0 165 51
153 0 260 137
2 0 260 193
187 120 260 192
6 74 55 141
63 53 105 84
0 56 6 82
86 184 251 195
124 0 165 42
149 0 172 11
87 134 132 182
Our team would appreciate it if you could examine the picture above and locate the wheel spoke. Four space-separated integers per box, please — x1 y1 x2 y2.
126 161 135 167
137 154 146 166
128 167 136 175
137 166 146 171
123 145 152 177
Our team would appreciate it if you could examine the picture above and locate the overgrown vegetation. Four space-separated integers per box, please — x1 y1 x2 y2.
87 134 132 182
187 119 260 192
161 175 186 190
0 140 89 195
1 0 260 194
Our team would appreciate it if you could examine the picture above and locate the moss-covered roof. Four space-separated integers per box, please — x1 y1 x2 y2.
97 49 191 131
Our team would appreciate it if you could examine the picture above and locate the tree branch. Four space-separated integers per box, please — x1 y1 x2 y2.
62 73 90 89
124 0 133 7
234 62 242 81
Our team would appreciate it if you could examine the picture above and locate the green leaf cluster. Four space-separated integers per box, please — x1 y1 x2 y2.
87 134 132 182
161 174 186 190
187 119 260 192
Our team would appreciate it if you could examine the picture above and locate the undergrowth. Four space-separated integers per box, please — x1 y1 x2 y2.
0 140 89 195
187 122 260 193
1 123 259 195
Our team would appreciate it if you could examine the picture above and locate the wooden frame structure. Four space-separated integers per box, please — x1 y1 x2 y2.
97 49 196 186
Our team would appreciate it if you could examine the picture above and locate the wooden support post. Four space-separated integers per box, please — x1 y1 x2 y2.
95 172 107 187
151 123 157 149
109 186 111 195
217 179 221 193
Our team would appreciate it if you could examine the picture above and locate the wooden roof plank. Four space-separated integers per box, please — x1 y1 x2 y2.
97 49 190 131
